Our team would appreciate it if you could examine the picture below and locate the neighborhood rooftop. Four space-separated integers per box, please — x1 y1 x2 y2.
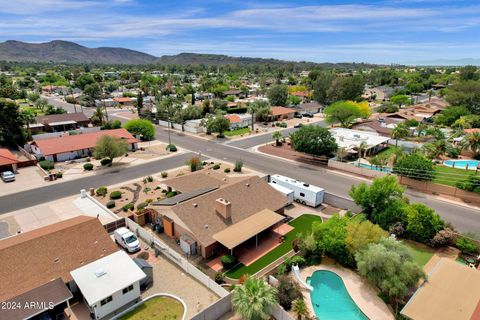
70 250 146 306
0 216 118 301
31 128 138 156
168 175 287 247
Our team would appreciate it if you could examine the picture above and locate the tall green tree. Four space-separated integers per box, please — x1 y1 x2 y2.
124 119 155 141
0 99 26 146
290 125 338 157
324 101 362 127
391 123 409 147
292 299 309 320
345 220 387 255
247 100 271 128
232 277 278 320
405 203 445 244
267 84 288 106
356 237 425 307
93 135 129 165
201 112 230 138
349 176 405 219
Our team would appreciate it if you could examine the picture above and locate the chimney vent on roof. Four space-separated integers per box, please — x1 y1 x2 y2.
95 269 107 278
193 203 198 207
245 183 250 187
54 257 60 263
215 197 232 219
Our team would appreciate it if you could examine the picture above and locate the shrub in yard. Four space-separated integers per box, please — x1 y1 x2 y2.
430 228 455 247
39 160 54 171
234 159 243 172
186 156 203 172
215 272 225 284
277 275 303 311
122 203 134 212
137 202 148 210
224 168 230 173
109 191 122 200
55 172 63 178
100 158 112 166
161 171 168 178
106 200 115 209
212 164 220 170
96 186 108 197
284 256 306 272
83 163 94 171
166 191 177 198
161 189 167 193
456 237 477 254
220 254 236 268
146 175 153 182
166 144 177 152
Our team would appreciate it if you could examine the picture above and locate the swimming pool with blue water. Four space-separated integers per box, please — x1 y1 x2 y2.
308 270 368 320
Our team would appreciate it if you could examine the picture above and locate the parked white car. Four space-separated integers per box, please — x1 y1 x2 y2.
1 171 15 182
113 227 140 253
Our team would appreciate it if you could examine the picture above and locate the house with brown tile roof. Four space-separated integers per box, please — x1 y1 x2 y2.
157 175 287 258
31 112 90 133
270 106 296 121
30 128 139 162
0 216 119 320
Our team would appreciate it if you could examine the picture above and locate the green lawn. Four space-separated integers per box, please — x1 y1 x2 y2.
433 165 478 187
404 240 435 267
225 214 322 279
375 146 402 158
19 105 46 116
224 127 251 137
119 296 184 320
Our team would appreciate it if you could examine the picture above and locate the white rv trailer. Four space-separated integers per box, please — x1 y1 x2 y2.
269 182 294 206
269 174 324 207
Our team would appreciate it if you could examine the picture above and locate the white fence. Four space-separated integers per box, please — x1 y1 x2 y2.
328 159 389 179
190 292 293 320
32 127 101 140
125 218 229 298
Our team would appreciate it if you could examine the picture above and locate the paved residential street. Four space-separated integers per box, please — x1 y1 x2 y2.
0 152 194 214
2 109 480 233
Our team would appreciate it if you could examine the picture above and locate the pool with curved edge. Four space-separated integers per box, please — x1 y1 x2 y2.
308 270 368 320
443 159 480 170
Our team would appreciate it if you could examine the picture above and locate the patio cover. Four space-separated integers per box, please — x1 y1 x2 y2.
0 278 73 320
213 209 284 250
401 258 480 320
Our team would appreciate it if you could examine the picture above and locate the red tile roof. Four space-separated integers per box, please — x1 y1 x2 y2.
0 148 19 166
291 90 310 97
32 128 139 156
225 114 242 124
271 106 296 116
113 97 132 103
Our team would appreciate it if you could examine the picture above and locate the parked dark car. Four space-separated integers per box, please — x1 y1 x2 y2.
302 112 314 118
294 123 303 128
294 112 303 119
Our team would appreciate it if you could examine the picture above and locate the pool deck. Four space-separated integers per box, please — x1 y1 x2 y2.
297 261 394 320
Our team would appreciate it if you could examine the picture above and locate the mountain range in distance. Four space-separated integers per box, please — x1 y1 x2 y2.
0 40 478 66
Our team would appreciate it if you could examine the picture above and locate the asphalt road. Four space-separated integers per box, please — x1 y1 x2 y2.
5 101 480 232
0 152 193 214
158 128 480 233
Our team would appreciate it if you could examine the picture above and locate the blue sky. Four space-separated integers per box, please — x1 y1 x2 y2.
0 0 479 64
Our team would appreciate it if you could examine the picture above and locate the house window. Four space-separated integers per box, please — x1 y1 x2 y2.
299 192 305 197
122 285 134 295
100 296 112 306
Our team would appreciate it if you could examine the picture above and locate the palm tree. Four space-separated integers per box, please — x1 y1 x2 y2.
467 132 480 157
391 123 409 147
272 131 283 146
92 107 104 126
232 277 278 320
357 141 368 166
292 299 309 320
247 100 271 130
336 147 348 162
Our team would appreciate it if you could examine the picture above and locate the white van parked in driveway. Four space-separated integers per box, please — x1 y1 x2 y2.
114 227 141 253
